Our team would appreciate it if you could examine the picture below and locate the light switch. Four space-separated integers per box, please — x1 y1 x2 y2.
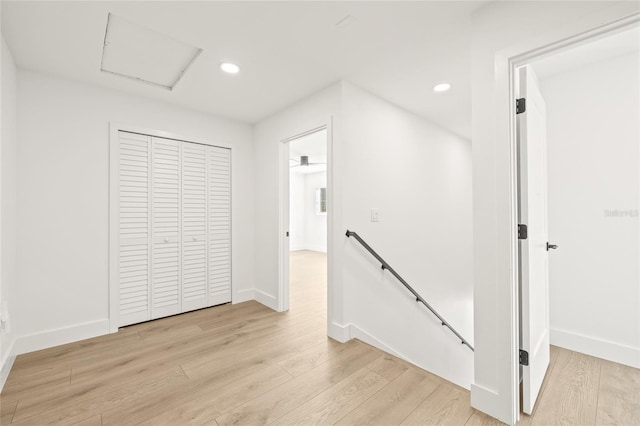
371 208 380 222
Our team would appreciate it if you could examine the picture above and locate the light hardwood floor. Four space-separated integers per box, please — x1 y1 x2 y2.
1 250 638 425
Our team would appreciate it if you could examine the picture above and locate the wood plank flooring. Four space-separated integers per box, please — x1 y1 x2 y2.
1 250 638 425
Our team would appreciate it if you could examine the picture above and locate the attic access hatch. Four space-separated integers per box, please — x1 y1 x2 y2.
101 13 202 90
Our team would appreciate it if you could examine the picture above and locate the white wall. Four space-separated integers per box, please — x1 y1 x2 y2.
341 82 474 389
1 35 18 379
470 1 640 423
289 170 327 253
14 70 254 354
304 172 327 253
252 82 342 315
254 80 474 389
289 171 306 251
539 52 639 368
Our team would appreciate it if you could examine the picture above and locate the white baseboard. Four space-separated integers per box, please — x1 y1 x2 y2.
234 288 255 304
290 246 327 253
0 355 15 392
329 323 424 370
254 290 278 311
470 383 508 425
550 327 640 368
13 319 110 356
304 245 327 253
328 321 351 343
348 323 472 390
349 324 406 359
234 288 278 311
0 338 16 392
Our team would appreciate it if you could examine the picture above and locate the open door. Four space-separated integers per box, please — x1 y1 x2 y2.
517 65 551 415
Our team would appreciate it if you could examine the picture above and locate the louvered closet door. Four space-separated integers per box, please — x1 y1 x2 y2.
208 146 232 305
118 132 151 326
181 142 208 311
151 137 182 319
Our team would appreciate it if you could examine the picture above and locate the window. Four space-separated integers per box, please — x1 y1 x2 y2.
315 187 327 215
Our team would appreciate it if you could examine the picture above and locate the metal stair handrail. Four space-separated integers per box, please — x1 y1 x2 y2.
346 230 474 351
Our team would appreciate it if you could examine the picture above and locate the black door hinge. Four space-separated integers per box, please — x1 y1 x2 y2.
518 224 528 240
516 98 526 114
519 349 529 366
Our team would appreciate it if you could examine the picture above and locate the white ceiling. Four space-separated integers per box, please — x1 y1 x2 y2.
534 25 640 80
290 129 327 175
1 1 488 139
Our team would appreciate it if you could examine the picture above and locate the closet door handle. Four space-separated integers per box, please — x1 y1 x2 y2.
192 237 198 241
164 238 169 243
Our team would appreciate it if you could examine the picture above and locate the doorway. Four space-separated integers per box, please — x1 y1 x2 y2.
515 24 640 416
281 128 329 315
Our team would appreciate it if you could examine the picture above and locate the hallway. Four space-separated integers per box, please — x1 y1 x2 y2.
0 250 636 424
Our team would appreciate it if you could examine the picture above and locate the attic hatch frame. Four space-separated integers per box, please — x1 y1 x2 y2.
100 13 203 91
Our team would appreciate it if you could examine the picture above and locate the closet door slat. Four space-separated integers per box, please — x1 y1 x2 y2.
116 131 232 327
118 132 151 326
208 146 232 306
181 142 208 311
151 137 181 319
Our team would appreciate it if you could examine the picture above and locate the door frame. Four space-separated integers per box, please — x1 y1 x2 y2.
497 13 640 423
278 121 333 314
108 122 233 333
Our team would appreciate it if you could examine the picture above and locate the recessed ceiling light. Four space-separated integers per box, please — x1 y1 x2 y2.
433 82 451 93
220 62 240 74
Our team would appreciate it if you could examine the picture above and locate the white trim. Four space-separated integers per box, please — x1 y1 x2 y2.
254 290 279 311
349 324 471 390
346 323 472 390
109 122 234 150
109 122 233 331
328 321 351 343
303 245 327 254
350 324 405 359
13 319 110 356
0 337 15 371
234 288 255 304
0 338 16 392
109 123 119 332
0 355 15 392
479 8 640 425
279 137 291 312
279 121 334 317
470 383 501 417
551 328 640 369
290 246 327 254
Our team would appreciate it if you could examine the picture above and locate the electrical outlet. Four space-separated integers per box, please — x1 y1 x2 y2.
371 208 380 222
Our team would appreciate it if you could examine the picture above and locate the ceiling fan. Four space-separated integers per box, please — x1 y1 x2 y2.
289 155 326 168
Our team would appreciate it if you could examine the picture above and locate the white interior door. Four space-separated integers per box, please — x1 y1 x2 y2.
117 131 152 326
208 146 232 305
151 137 182 319
517 65 551 415
114 131 232 326
181 142 208 311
